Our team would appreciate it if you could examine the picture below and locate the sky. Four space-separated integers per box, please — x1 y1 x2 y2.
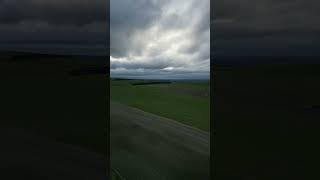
1 0 317 78
212 0 320 57
110 0 210 79
0 0 108 55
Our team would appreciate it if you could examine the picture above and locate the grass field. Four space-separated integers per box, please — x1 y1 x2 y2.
110 102 210 180
1 52 211 179
110 79 210 179
111 79 210 131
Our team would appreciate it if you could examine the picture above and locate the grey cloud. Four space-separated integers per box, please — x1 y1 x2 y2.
0 0 107 26
110 0 163 29
110 0 210 78
213 0 320 33
110 0 164 57
0 0 107 54
213 0 320 57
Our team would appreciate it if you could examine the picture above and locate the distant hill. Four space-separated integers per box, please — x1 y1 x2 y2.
0 50 108 77
0 50 106 64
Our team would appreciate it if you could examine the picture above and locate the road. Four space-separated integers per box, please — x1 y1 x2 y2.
110 101 210 180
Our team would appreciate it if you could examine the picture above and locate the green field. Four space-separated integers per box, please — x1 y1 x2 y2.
1 53 210 179
110 80 210 180
111 80 210 131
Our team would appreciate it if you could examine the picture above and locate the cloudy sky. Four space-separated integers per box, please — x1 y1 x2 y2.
0 0 108 55
212 0 320 57
110 0 210 79
2 0 316 77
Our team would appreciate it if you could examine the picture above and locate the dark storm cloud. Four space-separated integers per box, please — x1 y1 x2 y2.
212 0 320 57
213 0 320 30
0 21 106 44
0 0 106 26
0 0 107 55
110 0 165 57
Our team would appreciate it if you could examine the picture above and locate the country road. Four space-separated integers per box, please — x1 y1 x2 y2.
110 101 210 180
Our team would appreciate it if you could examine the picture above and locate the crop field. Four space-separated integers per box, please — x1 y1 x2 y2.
110 79 210 179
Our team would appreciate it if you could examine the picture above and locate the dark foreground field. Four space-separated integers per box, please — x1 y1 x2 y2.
0 52 108 179
110 79 210 179
213 64 320 179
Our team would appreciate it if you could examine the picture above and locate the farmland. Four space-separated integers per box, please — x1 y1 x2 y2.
110 79 210 179
0 51 211 179
111 79 210 131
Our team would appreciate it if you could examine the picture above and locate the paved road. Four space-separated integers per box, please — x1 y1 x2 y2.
0 127 107 180
110 101 210 180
